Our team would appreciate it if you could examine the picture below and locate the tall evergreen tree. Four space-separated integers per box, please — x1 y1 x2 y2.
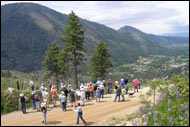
60 11 85 89
89 41 112 81
42 41 68 91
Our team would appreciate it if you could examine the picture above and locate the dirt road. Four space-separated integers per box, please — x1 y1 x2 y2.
1 87 150 126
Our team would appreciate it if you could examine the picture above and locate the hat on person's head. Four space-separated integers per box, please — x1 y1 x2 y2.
121 79 124 81
45 88 47 91
31 91 35 94
97 87 100 89
71 89 73 91
103 80 105 82
20 93 24 97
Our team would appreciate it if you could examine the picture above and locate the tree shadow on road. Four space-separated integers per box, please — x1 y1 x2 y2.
86 122 94 125
85 103 94 106
96 100 107 103
47 121 61 125
103 96 112 98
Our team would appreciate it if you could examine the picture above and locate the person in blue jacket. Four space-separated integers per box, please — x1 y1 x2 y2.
124 78 129 94
120 79 125 87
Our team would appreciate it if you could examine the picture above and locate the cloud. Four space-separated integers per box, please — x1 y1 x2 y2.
1 1 189 35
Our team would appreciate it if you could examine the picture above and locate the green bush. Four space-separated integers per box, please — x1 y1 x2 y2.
1 89 33 114
134 75 189 126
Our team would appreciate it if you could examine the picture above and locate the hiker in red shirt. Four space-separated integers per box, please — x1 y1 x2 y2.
133 80 138 93
136 80 141 89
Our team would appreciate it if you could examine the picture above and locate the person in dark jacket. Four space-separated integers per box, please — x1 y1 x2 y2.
124 78 129 94
62 86 69 102
19 93 27 114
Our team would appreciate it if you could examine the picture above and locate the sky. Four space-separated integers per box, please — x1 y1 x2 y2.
1 1 189 35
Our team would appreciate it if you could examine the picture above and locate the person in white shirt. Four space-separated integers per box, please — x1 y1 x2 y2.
121 87 126 101
74 103 87 126
42 88 49 107
99 82 105 98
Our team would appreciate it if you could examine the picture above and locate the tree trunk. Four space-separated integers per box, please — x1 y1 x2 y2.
74 52 78 89
154 86 155 105
55 71 59 91
17 80 20 90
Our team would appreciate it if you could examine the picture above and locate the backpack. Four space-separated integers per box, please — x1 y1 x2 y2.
34 94 39 101
20 97 26 103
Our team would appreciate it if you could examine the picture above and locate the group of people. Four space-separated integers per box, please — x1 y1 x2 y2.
19 78 141 125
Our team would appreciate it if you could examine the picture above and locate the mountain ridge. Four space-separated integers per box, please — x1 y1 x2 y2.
1 3 189 72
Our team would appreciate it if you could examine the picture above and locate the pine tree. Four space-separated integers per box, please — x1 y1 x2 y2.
42 41 68 91
89 41 112 81
60 11 86 89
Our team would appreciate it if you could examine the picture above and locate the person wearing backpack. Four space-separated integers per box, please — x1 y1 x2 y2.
41 102 47 125
114 85 121 102
19 93 27 114
59 91 67 111
70 89 76 107
34 92 41 111
134 81 138 93
30 91 36 110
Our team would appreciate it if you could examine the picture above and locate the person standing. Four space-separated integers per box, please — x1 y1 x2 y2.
42 88 49 108
80 88 85 106
107 82 112 94
114 81 119 90
96 87 101 102
121 87 126 101
74 103 87 126
99 82 105 98
70 89 76 107
89 83 94 98
30 91 36 110
84 84 90 100
124 78 129 94
41 102 47 125
19 93 27 114
50 87 57 107
134 80 138 93
59 91 67 111
136 80 141 89
114 85 121 102
29 80 34 91
120 79 125 87
34 92 41 112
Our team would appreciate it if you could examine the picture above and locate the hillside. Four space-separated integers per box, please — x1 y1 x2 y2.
1 3 189 72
